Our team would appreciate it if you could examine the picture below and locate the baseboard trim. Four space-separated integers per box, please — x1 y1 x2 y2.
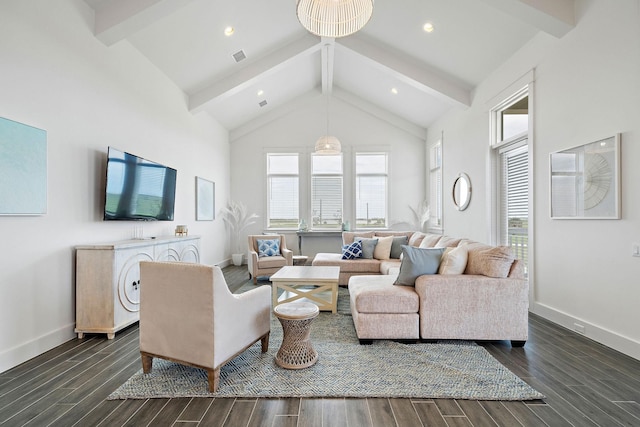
0 323 76 374
531 302 640 361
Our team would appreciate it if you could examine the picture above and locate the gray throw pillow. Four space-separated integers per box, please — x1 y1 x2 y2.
355 237 378 259
390 236 409 259
394 245 446 287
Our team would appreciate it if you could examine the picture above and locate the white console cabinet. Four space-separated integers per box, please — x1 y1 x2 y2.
75 235 200 339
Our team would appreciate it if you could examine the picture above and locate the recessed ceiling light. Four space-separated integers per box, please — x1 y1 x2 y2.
423 22 434 33
257 90 264 97
391 88 398 95
224 26 235 37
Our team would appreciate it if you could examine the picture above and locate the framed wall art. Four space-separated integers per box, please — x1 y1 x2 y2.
550 134 620 219
0 117 47 215
196 176 215 221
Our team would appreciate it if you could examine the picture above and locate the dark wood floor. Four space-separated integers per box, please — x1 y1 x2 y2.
1 266 639 426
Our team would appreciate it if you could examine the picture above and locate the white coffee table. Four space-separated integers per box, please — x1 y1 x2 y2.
270 266 340 313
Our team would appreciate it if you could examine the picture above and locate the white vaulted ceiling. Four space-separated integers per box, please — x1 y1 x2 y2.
84 0 575 137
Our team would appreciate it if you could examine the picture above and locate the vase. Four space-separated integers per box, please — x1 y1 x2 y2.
232 253 243 266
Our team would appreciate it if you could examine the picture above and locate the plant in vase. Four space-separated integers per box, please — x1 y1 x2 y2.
221 200 259 266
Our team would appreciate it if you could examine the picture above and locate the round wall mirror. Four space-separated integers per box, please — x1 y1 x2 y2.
452 173 472 211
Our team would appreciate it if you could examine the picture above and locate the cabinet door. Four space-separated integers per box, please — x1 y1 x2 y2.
170 239 200 263
114 247 154 320
154 243 181 262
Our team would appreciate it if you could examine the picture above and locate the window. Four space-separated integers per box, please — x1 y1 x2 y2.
355 153 387 229
428 142 442 229
266 153 299 229
499 143 529 276
491 86 530 277
311 154 342 229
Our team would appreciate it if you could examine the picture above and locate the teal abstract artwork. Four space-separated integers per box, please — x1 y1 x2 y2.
0 117 47 215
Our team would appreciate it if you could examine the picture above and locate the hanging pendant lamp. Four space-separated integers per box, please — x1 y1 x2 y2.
296 0 374 38
315 44 341 155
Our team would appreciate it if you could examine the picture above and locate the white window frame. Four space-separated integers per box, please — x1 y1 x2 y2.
354 152 388 229
489 74 534 293
310 153 343 230
428 140 443 232
265 152 300 230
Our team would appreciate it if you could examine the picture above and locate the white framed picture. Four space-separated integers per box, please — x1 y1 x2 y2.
550 134 620 219
196 177 215 221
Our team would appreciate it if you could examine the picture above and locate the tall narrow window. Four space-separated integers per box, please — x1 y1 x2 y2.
428 142 442 230
355 153 387 229
311 154 342 229
491 87 530 277
499 143 529 276
267 153 299 229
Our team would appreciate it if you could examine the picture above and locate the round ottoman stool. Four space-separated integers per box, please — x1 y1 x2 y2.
274 302 319 369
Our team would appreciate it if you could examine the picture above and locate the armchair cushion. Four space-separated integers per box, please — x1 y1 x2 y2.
257 238 281 257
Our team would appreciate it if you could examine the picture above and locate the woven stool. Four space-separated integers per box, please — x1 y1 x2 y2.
274 302 319 369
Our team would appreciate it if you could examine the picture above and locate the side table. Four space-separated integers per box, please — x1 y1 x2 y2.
274 302 319 369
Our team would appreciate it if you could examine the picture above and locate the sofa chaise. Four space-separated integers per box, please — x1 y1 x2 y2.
312 231 529 346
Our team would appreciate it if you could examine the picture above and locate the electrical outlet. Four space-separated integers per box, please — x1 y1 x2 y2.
633 243 640 257
573 323 585 334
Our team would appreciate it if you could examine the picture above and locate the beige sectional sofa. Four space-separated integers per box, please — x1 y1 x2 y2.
312 231 529 346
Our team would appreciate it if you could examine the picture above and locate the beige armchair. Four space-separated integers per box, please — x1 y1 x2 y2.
247 234 293 284
138 261 270 392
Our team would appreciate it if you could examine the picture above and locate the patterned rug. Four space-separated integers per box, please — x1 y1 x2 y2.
108 287 543 400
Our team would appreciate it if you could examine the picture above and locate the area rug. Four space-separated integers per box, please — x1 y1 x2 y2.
109 288 543 400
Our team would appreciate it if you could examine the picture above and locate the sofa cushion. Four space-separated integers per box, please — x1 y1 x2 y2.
355 237 378 259
257 239 280 257
389 235 409 259
438 246 468 275
349 275 419 313
408 232 426 247
343 231 375 245
418 234 442 248
341 241 363 260
435 236 463 248
312 253 380 274
466 246 515 278
373 235 393 260
379 260 401 275
394 246 446 287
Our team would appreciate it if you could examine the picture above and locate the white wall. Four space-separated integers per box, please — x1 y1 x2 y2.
230 93 427 257
0 0 231 372
429 0 640 359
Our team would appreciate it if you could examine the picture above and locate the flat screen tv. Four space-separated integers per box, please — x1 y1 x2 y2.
103 147 177 221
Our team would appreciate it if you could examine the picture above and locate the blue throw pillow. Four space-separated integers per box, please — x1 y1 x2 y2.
257 239 280 257
390 235 409 259
394 245 446 287
355 237 378 259
341 241 363 260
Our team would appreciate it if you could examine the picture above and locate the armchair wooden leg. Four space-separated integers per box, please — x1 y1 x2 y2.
141 352 153 373
253 275 257 284
207 367 220 392
261 332 270 353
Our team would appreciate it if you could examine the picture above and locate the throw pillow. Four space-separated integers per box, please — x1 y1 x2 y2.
438 246 468 275
390 235 409 259
257 239 281 257
394 246 446 287
465 246 515 278
355 237 378 259
341 241 363 260
373 235 394 260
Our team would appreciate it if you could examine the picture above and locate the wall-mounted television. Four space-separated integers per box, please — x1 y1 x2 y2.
103 147 177 221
